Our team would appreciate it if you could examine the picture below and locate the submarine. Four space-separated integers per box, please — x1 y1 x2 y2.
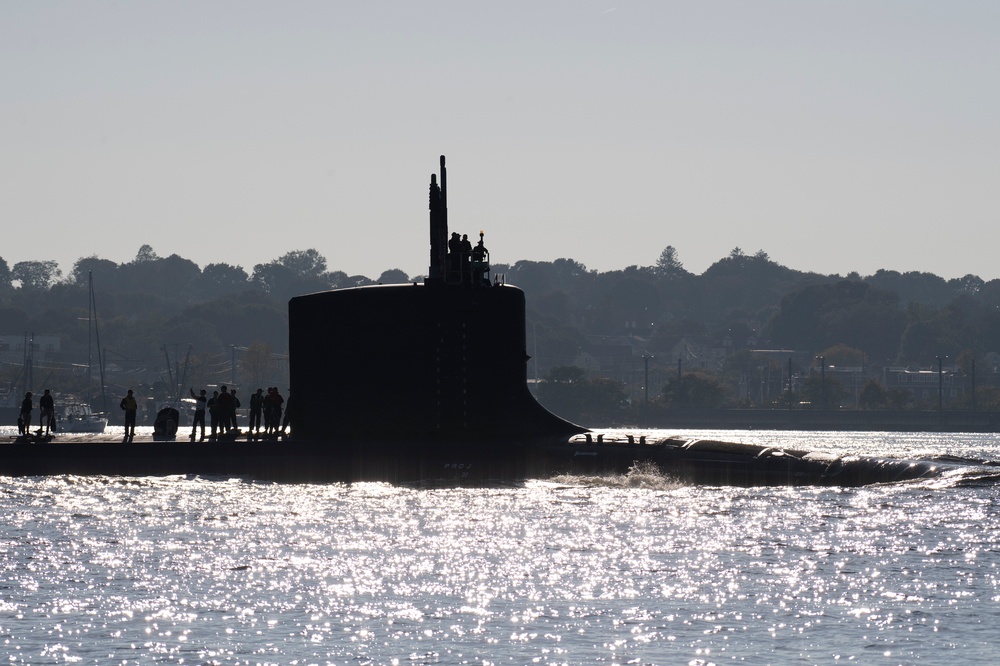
0 156 985 485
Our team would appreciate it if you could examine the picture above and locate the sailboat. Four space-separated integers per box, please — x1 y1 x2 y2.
58 272 108 434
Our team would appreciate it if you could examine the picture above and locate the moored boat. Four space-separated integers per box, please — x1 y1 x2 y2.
57 402 108 434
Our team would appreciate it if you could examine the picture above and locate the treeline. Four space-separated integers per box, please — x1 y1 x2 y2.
0 246 403 398
3 244 1000 417
511 246 1000 372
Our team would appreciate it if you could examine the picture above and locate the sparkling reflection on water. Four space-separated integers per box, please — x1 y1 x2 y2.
1 430 1000 664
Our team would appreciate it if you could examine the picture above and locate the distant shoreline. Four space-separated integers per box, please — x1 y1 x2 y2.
628 408 1000 433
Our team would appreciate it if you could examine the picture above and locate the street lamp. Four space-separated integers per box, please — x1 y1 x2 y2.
936 355 946 415
816 355 826 409
643 353 653 403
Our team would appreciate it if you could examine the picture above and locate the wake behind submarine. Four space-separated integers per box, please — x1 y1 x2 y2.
0 156 987 485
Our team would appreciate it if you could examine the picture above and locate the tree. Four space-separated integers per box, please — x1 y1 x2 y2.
662 372 729 408
765 281 905 364
859 380 887 409
0 257 11 291
71 256 119 285
886 387 915 410
655 245 688 278
134 244 159 262
12 260 62 289
801 372 847 408
535 366 627 425
377 269 410 284
240 341 278 389
251 262 296 295
278 249 327 279
817 343 864 367
198 263 250 298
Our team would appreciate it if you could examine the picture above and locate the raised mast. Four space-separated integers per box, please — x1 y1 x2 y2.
427 155 448 283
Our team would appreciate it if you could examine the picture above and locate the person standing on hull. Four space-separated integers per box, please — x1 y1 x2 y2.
229 389 241 434
19 392 33 436
460 233 473 283
207 390 220 439
248 388 264 437
279 389 291 436
447 232 462 282
265 387 284 436
120 389 138 440
216 386 233 436
189 387 207 441
39 389 55 436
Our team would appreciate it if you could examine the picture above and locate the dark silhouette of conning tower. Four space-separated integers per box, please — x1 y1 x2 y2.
289 156 585 443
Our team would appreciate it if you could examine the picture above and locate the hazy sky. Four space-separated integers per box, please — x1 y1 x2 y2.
3 1 998 283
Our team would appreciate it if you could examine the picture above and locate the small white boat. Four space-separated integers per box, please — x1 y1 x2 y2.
58 403 108 434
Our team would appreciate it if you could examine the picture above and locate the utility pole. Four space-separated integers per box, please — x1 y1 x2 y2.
816 356 826 409
937 355 945 415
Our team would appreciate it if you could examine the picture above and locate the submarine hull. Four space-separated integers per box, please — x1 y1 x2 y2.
0 433 949 487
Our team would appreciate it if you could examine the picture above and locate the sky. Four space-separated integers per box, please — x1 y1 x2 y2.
2 1 998 283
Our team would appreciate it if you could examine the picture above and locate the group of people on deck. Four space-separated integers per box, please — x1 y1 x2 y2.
189 385 289 441
17 389 56 436
448 230 493 286
16 385 291 441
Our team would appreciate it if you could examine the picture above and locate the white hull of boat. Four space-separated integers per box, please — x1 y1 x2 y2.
58 417 108 434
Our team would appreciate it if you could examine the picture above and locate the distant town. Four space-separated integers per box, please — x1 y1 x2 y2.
2 244 998 427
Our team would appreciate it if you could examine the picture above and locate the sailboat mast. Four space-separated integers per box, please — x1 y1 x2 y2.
87 271 93 406
89 271 109 414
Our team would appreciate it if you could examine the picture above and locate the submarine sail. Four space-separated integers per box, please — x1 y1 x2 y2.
288 156 585 443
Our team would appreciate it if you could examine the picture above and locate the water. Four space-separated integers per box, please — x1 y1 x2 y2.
2 429 1000 664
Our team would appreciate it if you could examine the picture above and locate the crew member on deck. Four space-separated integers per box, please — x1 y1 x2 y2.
190 387 207 441
249 388 264 436
39 389 55 435
448 232 462 282
120 389 138 439
207 390 220 439
19 392 32 436
460 234 473 283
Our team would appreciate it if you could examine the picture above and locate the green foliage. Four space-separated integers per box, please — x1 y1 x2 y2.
536 366 627 426
7 242 1000 414
662 372 729 408
886 388 915 410
859 380 887 409
0 257 12 291
655 245 689 279
817 344 865 367
801 373 848 408
765 281 905 364
12 260 62 289
377 269 410 284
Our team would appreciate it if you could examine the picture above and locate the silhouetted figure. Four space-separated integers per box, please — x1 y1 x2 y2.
39 389 55 435
207 390 220 439
189 387 207 441
448 232 462 282
216 386 233 435
280 390 291 435
19 392 32 436
229 389 241 433
460 233 473 283
264 387 284 435
38 389 56 435
120 389 138 439
471 231 490 286
249 388 264 435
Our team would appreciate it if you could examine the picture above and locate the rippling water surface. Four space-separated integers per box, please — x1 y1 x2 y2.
2 429 1000 664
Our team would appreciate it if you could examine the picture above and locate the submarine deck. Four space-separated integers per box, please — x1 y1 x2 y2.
0 430 970 487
